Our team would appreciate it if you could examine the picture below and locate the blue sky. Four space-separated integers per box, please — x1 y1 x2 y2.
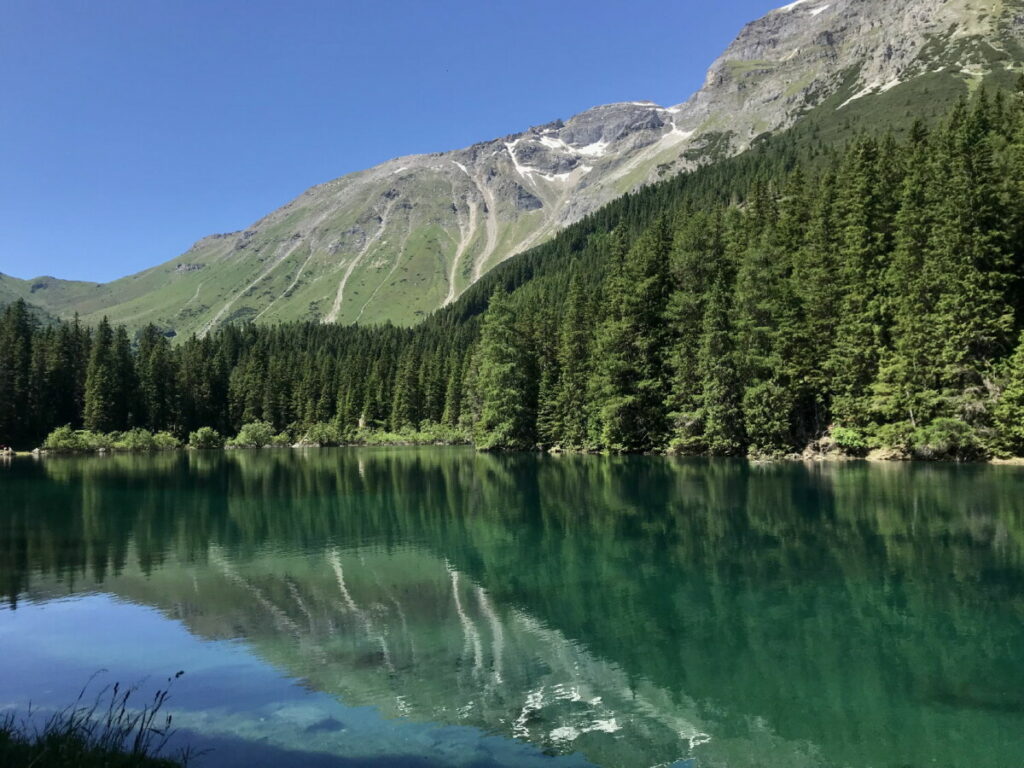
1 0 782 282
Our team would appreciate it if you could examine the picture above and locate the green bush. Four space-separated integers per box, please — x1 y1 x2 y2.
153 431 181 450
871 421 915 453
270 431 292 447
188 427 224 449
113 428 156 452
831 426 869 456
909 418 986 462
352 422 471 446
41 426 90 453
84 431 116 451
228 421 276 448
43 428 181 453
299 422 343 446
40 427 118 453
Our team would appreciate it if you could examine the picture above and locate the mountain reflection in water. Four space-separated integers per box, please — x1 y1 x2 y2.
2 448 1023 767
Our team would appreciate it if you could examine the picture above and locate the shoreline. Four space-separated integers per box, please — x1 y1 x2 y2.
13 442 1024 466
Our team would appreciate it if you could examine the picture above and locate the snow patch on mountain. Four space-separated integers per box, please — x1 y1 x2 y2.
777 0 811 12
576 140 610 158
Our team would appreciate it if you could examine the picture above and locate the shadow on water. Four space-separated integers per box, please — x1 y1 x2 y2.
2 448 1024 767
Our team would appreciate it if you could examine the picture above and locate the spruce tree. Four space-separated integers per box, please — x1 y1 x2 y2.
929 98 1014 419
994 332 1024 455
389 345 422 431
0 300 35 446
474 290 535 450
137 325 178 431
665 211 721 452
83 318 120 432
698 278 745 455
592 220 672 452
828 137 896 427
553 273 594 449
733 187 802 456
874 127 941 427
792 170 841 433
534 311 562 448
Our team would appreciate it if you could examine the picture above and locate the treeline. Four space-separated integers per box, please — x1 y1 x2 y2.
3 91 1024 457
0 309 479 449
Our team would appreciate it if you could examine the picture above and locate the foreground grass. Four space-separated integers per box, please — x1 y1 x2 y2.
0 675 190 768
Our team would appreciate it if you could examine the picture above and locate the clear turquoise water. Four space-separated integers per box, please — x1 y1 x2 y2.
1 448 1023 767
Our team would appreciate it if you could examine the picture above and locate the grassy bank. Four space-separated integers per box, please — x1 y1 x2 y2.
0 676 190 768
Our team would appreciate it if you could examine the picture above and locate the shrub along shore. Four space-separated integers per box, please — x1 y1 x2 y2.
32 419 1024 463
37 421 470 454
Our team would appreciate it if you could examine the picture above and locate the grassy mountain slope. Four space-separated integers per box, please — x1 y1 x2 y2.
8 0 1024 337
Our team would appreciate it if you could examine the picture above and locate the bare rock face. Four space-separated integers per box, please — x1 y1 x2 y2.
36 0 1024 336
681 0 1022 148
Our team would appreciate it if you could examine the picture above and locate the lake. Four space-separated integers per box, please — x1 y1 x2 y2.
1 448 1023 767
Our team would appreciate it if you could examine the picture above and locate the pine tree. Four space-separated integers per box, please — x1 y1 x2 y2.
390 345 422 431
553 273 594 449
474 291 535 450
83 318 121 432
113 326 138 429
592 220 672 452
534 310 562 448
792 170 841 433
828 137 897 427
665 211 722 452
874 127 941 427
0 300 35 446
994 332 1024 455
137 325 178 431
928 98 1015 421
440 350 465 429
733 182 802 456
698 278 745 455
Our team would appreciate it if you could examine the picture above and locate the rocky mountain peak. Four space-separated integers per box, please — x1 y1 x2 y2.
15 0 1022 335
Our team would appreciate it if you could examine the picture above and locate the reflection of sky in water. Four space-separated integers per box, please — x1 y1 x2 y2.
0 594 593 767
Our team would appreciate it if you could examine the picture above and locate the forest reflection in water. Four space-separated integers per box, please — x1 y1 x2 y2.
2 448 1024 768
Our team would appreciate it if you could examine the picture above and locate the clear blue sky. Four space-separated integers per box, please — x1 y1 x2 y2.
1 0 782 282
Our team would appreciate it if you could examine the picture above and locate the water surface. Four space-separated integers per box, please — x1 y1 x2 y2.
1 449 1023 767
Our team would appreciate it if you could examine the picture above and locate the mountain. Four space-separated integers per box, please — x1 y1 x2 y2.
9 0 1023 336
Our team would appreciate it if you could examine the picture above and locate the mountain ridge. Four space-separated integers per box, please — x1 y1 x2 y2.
7 0 1023 336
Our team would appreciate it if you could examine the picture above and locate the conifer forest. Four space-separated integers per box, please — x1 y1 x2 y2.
5 92 1024 460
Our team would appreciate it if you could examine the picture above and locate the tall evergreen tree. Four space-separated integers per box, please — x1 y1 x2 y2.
828 137 896 427
874 126 941 426
994 332 1024 454
928 98 1015 421
83 318 121 432
553 273 594 449
137 325 178 431
474 291 535 450
592 220 673 452
0 300 35 446
390 344 422 431
698 278 745 455
665 211 722 452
